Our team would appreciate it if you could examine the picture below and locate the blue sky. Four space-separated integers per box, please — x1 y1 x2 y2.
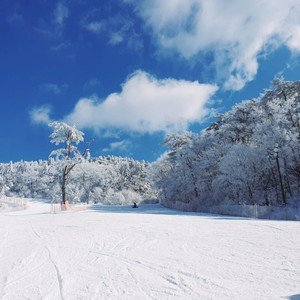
1 0 300 163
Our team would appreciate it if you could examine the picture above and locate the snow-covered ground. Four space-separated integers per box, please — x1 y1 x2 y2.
0 200 299 300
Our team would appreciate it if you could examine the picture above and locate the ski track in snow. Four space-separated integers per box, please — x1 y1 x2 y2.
0 200 300 300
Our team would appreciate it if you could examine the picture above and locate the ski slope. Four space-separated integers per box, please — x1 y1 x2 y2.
0 200 299 300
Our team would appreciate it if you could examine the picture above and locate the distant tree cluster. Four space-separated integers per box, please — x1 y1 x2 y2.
0 156 157 205
153 79 300 211
0 121 157 205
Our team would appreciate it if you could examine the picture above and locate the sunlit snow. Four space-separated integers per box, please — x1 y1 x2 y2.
0 200 299 299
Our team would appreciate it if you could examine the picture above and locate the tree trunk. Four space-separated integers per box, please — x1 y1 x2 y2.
276 156 287 205
263 188 270 206
62 166 68 204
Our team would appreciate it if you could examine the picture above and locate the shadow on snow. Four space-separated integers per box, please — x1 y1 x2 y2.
288 295 300 300
87 204 249 220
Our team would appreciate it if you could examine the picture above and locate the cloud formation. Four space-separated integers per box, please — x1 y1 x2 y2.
84 21 105 34
84 78 101 90
35 2 69 40
29 105 52 125
65 71 218 134
128 0 300 90
39 83 68 95
53 2 69 25
81 11 143 51
50 41 71 52
102 140 132 153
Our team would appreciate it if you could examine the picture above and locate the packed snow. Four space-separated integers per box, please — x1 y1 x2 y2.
0 199 299 299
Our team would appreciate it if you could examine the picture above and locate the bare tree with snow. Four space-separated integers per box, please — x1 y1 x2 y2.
49 122 91 204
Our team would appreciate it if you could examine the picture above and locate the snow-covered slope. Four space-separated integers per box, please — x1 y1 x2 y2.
0 200 299 299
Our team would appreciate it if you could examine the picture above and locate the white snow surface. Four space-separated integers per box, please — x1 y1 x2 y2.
0 199 299 300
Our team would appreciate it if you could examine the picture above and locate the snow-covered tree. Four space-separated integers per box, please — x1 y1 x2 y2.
49 122 91 204
154 79 300 212
0 156 157 205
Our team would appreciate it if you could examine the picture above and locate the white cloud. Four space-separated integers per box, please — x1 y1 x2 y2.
84 78 101 90
39 83 68 95
128 0 300 90
29 105 52 125
65 70 218 134
50 41 70 52
54 2 69 25
109 32 124 45
35 2 68 40
84 21 105 34
81 13 143 51
107 16 143 51
102 140 132 153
